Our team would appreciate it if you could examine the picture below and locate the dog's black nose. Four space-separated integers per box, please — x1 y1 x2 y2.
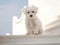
30 15 33 17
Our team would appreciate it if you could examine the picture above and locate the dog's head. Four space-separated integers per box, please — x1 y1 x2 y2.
23 6 38 19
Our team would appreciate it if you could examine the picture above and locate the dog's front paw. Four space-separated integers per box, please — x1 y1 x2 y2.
38 30 43 35
34 33 38 35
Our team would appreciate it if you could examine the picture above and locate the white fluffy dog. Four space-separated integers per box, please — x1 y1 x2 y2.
23 6 43 35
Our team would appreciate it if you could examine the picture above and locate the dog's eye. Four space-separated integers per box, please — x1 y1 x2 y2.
27 11 30 13
32 11 34 13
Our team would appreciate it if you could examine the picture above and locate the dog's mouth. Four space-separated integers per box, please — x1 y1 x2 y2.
30 15 33 17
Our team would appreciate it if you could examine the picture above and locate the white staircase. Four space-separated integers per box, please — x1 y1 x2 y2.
0 35 60 45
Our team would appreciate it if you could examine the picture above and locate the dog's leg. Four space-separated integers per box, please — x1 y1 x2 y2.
38 30 42 35
38 26 43 35
34 26 39 35
32 30 34 35
26 28 31 35
26 23 30 35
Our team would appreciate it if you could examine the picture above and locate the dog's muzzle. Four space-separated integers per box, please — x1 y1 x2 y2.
30 15 33 17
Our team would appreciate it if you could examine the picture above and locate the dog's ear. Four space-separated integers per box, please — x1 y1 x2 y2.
22 6 28 15
22 6 26 12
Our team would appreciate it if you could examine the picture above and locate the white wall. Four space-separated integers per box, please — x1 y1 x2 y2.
12 14 27 35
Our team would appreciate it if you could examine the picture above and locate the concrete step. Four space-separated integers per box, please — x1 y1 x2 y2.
0 43 60 45
0 35 60 45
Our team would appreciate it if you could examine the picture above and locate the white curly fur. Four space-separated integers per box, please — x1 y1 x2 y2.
23 6 43 35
